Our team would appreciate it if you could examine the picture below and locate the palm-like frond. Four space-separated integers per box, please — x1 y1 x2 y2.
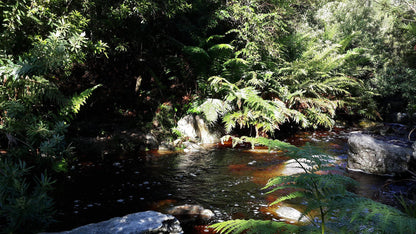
196 98 233 124
207 76 298 135
210 219 299 234
59 84 101 120
348 196 416 234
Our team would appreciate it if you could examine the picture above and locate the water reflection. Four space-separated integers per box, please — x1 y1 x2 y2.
50 127 390 232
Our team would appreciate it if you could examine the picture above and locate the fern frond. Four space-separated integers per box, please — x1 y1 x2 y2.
269 191 305 206
304 108 335 129
210 219 299 234
205 35 226 44
59 84 101 120
183 46 210 60
349 197 416 234
223 110 248 133
30 76 67 106
208 44 234 59
183 46 210 73
196 98 233 123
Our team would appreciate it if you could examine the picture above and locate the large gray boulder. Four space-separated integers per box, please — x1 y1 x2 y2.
43 211 183 234
177 115 222 144
347 133 413 175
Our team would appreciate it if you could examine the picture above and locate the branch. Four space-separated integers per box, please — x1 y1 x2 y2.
404 0 416 14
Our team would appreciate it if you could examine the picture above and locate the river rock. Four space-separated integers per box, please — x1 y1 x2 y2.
280 159 313 176
158 141 175 151
177 115 199 140
167 204 215 225
347 133 413 175
42 211 183 234
280 155 336 176
183 142 206 153
274 206 309 223
390 112 409 123
145 133 159 150
177 115 222 144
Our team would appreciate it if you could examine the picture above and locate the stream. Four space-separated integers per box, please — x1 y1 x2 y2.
49 127 392 233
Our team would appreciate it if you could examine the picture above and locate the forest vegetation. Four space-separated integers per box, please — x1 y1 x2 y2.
1 0 416 233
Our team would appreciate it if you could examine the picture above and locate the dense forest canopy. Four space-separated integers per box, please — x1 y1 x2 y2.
1 0 416 232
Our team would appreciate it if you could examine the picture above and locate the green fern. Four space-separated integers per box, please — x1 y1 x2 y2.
210 219 299 234
347 197 416 234
59 84 101 120
205 76 310 136
196 98 232 123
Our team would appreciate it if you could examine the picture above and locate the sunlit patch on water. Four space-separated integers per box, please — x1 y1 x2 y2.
251 164 285 184
150 199 178 210
50 127 393 233
192 225 217 234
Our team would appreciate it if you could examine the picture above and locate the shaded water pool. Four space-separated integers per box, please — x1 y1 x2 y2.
50 128 391 233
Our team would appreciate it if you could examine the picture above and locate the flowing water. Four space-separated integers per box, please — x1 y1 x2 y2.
50 127 392 233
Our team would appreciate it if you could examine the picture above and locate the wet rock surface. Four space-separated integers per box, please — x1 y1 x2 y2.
177 115 222 144
273 206 309 223
280 155 338 176
347 133 413 175
167 204 215 225
42 211 183 234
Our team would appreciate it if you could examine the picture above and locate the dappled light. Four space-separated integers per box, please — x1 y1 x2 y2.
2 0 416 233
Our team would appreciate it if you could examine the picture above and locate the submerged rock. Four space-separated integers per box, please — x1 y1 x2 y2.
347 133 413 175
274 206 309 223
167 204 215 225
280 155 337 176
183 142 206 153
43 211 183 234
280 159 313 176
262 204 309 224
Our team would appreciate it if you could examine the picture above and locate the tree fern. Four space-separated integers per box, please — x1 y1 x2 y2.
183 46 210 75
196 98 232 123
206 76 309 136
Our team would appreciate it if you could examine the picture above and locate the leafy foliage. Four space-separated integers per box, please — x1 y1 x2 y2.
0 4 102 232
187 0 379 137
0 160 55 233
60 84 102 121
206 76 305 136
210 219 299 234
310 0 416 115
2 0 416 232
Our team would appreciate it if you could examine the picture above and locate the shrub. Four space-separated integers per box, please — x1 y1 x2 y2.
0 160 55 233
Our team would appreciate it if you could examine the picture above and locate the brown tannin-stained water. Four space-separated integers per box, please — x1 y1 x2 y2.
49 127 391 233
